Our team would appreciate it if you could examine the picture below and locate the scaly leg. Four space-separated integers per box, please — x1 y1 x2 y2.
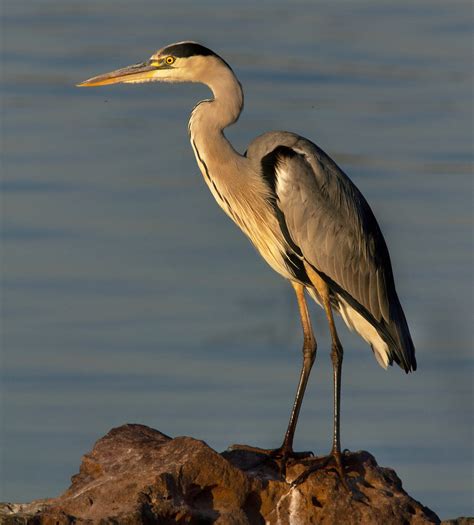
230 281 316 462
290 263 349 488
280 281 318 456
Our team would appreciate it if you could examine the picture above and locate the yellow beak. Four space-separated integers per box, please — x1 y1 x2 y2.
77 61 159 87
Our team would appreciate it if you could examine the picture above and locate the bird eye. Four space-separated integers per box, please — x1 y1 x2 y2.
166 56 175 65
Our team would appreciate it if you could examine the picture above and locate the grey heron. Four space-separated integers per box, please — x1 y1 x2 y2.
78 42 417 483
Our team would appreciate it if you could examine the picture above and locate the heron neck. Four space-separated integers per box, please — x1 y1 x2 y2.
188 65 245 170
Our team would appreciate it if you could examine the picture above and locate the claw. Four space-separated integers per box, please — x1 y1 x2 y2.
290 450 351 493
227 444 314 480
228 443 313 461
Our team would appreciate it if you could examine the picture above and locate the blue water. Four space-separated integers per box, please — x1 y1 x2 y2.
1 1 472 520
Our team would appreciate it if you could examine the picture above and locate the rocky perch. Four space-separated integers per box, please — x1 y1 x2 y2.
0 424 467 524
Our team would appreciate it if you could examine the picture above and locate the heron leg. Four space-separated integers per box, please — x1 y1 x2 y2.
298 263 348 489
228 281 316 464
324 284 344 474
279 281 317 456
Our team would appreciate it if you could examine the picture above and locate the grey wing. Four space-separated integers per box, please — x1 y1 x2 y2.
263 138 416 372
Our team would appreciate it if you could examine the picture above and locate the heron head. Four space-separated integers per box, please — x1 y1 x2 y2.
77 42 228 87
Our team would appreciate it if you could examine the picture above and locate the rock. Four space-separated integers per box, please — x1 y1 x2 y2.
0 423 459 524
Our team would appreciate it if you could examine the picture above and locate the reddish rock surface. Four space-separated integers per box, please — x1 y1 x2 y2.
0 423 464 524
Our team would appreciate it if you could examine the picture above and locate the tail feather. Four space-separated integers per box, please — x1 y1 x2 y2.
386 296 417 373
307 278 417 373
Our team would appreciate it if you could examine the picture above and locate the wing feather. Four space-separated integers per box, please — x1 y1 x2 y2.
271 138 416 372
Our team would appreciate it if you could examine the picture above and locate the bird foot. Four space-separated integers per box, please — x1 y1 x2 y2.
227 443 313 462
291 448 351 492
227 443 313 479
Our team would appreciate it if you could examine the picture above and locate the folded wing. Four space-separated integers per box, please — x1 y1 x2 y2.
266 140 416 372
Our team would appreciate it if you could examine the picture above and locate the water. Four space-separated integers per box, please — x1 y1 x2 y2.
1 1 472 520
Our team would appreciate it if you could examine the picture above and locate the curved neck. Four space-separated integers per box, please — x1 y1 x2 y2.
188 62 244 164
